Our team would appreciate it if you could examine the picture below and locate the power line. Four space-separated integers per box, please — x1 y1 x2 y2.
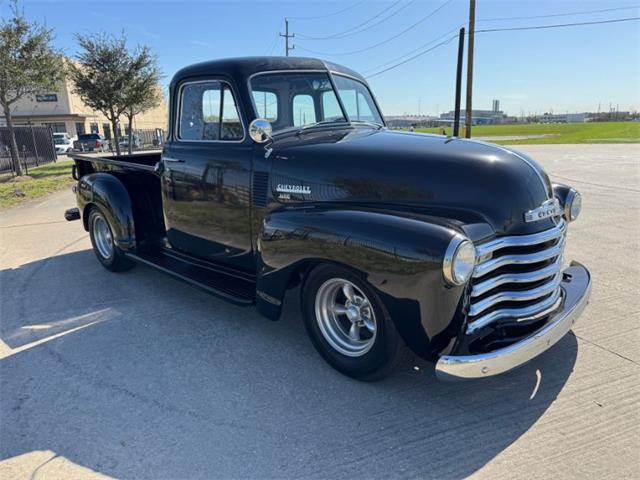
265 32 280 55
476 16 640 33
298 0 416 41
366 33 459 78
361 25 463 74
364 15 640 79
478 5 640 22
296 0 454 56
297 0 403 40
288 1 366 20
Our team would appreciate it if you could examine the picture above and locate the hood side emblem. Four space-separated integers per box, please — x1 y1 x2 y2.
524 198 561 223
276 184 311 195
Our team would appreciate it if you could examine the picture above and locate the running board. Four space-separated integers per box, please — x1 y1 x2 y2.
127 251 255 305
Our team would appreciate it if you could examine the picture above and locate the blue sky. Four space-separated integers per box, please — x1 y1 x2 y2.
4 0 640 116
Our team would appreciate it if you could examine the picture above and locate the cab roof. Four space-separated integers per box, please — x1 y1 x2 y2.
170 56 366 87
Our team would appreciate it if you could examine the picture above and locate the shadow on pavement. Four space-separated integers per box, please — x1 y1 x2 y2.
0 250 578 479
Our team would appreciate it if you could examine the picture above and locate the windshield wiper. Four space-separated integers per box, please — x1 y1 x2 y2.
296 119 349 134
351 120 384 130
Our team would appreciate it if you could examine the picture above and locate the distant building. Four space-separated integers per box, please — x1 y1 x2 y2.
1 77 167 140
439 109 505 125
539 112 588 123
435 99 506 125
385 115 438 129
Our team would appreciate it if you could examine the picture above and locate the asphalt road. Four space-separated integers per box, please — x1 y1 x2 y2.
1 144 638 479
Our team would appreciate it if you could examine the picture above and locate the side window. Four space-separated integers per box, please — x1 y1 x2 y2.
292 94 317 126
339 90 376 121
252 91 278 122
321 91 343 121
179 81 243 141
332 75 383 124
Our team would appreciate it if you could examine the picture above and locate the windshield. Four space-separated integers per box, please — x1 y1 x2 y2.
249 72 383 133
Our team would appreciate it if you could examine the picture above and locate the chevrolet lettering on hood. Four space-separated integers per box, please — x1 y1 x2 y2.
276 184 311 195
524 198 562 223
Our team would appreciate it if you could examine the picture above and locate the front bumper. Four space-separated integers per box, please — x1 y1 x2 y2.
436 262 591 381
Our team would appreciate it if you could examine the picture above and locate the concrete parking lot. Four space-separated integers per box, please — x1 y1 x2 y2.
1 144 638 479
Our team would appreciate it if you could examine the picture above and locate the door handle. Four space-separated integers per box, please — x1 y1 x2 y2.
162 156 184 163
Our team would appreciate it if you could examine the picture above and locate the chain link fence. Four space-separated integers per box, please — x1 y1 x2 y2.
0 126 57 174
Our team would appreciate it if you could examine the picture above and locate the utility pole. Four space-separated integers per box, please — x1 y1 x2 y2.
453 27 465 137
280 18 295 56
464 0 476 138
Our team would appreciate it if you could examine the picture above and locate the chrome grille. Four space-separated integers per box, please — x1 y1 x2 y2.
467 219 566 334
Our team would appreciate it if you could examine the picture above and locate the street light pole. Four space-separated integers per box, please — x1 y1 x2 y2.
465 0 476 138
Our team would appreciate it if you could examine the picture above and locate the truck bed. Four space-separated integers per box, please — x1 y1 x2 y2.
70 151 161 173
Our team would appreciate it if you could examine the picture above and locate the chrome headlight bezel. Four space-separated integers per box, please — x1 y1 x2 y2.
443 235 476 286
564 188 582 222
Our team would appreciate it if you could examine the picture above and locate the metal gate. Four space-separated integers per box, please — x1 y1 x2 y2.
0 126 57 173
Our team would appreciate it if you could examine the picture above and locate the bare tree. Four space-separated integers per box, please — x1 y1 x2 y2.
0 0 64 176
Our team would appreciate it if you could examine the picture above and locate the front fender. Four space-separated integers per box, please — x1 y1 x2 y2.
257 206 467 360
77 173 136 251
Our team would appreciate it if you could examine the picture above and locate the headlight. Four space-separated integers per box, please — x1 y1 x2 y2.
443 235 476 286
565 188 582 221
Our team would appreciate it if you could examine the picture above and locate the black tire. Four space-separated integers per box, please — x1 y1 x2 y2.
88 207 135 272
302 264 409 381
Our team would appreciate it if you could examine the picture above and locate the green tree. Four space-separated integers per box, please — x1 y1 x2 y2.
69 32 160 156
0 1 64 176
121 47 162 154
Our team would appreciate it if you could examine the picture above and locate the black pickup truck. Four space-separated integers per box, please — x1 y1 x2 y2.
67 57 591 381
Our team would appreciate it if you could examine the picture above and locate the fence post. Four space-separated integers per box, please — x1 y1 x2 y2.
30 125 40 166
22 145 29 176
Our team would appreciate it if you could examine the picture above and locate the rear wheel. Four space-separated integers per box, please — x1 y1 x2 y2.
88 207 135 272
302 264 408 381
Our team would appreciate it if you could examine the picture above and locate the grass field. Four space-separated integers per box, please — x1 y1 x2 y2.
415 121 640 144
0 159 74 209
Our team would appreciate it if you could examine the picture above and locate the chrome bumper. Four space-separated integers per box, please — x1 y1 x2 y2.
436 262 591 381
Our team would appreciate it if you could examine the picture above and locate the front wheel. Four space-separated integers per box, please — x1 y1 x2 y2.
302 264 409 381
88 207 135 272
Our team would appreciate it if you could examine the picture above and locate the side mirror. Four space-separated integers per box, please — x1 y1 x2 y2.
249 118 273 143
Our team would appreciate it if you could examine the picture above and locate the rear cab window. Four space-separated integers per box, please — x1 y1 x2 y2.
292 94 317 126
252 91 278 122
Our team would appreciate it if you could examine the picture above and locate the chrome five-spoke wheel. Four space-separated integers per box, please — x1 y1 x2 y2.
92 214 114 259
88 207 135 272
315 278 377 357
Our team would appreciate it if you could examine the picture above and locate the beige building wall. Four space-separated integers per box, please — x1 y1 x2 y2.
4 78 168 140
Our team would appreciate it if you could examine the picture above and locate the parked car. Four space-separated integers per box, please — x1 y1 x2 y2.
53 132 73 154
73 133 109 152
65 57 591 381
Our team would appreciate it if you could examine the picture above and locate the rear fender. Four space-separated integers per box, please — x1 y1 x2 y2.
256 207 467 360
77 173 136 251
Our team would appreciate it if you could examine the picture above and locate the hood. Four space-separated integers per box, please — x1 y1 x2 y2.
269 127 556 238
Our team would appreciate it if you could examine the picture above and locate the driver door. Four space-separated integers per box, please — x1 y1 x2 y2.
161 79 253 269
